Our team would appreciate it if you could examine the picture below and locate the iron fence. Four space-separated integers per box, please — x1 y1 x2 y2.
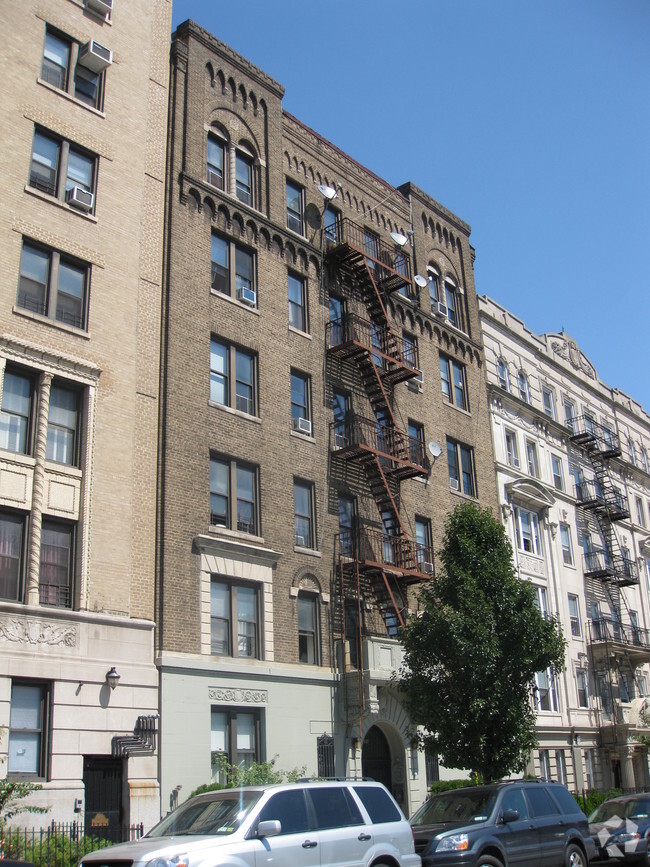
0 821 144 866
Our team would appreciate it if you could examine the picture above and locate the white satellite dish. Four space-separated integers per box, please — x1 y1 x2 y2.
390 231 408 247
318 184 338 200
428 441 442 459
414 274 427 288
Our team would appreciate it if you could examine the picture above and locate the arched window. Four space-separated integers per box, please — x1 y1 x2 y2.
497 358 510 391
444 278 458 327
207 131 227 189
427 266 440 312
628 438 636 466
297 590 319 665
518 370 530 403
641 447 649 474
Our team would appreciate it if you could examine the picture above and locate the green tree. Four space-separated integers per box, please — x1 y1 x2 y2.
399 501 565 782
0 778 48 821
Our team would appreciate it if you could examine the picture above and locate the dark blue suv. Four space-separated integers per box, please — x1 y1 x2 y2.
410 779 595 866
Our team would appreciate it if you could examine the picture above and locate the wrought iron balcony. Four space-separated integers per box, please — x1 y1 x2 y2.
588 618 650 663
331 416 428 478
324 217 412 293
326 312 419 382
575 480 629 520
338 528 434 580
583 549 638 586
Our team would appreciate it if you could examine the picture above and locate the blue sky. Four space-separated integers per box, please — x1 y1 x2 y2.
171 0 650 409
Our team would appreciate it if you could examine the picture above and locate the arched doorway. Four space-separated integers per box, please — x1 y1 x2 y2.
362 725 392 793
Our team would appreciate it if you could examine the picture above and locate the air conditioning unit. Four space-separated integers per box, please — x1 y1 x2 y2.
78 40 113 72
437 302 449 318
422 561 435 575
413 368 423 385
66 186 94 212
237 286 256 306
292 417 312 435
450 478 460 491
295 535 307 547
83 0 112 17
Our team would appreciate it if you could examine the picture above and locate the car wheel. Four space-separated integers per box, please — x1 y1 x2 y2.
476 857 503 867
564 842 586 867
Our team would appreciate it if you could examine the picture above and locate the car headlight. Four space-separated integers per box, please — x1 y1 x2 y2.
610 832 641 845
436 833 469 851
146 856 190 867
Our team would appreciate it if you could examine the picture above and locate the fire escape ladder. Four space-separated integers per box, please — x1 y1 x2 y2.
378 569 408 628
367 454 407 539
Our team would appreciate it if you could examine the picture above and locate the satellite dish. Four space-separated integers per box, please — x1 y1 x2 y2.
318 184 338 200
428 441 442 459
390 231 408 247
414 274 427 288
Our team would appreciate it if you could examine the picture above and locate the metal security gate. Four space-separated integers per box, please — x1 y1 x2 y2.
361 725 392 792
83 755 123 839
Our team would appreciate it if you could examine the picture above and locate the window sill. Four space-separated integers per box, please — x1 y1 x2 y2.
294 545 321 558
209 525 265 546
449 485 477 500
37 78 106 118
0 450 36 468
209 400 261 424
210 288 260 314
44 460 83 478
288 325 311 340
12 306 90 339
442 400 471 417
25 186 98 222
290 429 314 442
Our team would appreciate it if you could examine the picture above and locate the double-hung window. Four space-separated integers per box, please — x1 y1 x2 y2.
497 358 509 391
286 180 303 234
439 354 468 409
444 280 458 327
211 707 260 779
294 480 315 549
323 204 339 246
428 266 440 311
210 234 255 305
210 578 260 658
505 429 519 468
46 384 79 466
290 371 311 433
518 371 530 403
415 516 433 570
576 670 589 708
514 506 542 556
18 240 89 330
40 520 74 608
408 420 425 466
207 133 225 189
636 497 646 528
564 398 576 432
42 27 108 111
535 668 559 712
568 594 581 637
288 272 307 332
298 592 319 664
446 437 476 496
526 440 538 477
30 129 96 213
0 511 26 602
235 152 253 205
0 370 35 454
8 682 49 778
210 456 259 535
551 454 564 491
542 386 556 419
560 523 574 566
210 338 256 416
628 438 637 465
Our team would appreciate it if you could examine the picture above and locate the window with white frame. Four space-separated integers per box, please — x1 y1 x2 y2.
555 750 567 785
30 128 97 213
628 438 636 466
210 578 260 658
210 234 255 304
290 371 311 433
576 669 589 708
640 447 649 474
210 707 260 781
526 440 538 477
18 239 89 330
534 585 550 618
210 338 257 416
439 354 468 409
293 480 315 549
538 748 551 779
518 370 530 403
505 428 519 468
298 591 319 665
444 279 459 328
428 266 440 311
514 506 542 556
209 456 259 535
206 132 225 189
636 497 646 528
46 384 79 466
564 398 576 432
535 669 559 712
497 358 509 391
8 681 49 778
542 386 556 419
41 26 108 111
286 179 303 234
235 151 254 206
551 454 564 491
288 272 307 332
568 593 581 637
446 438 476 496
560 523 574 566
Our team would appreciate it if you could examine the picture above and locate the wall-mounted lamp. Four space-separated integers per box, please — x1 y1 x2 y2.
105 667 120 690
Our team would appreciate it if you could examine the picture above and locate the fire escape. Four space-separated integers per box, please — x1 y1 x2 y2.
324 218 434 722
571 417 650 755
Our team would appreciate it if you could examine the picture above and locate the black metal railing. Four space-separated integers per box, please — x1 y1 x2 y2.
326 312 418 370
325 217 412 282
575 480 629 517
0 821 144 865
331 416 427 472
583 549 638 584
570 415 620 457
338 528 434 576
588 617 650 649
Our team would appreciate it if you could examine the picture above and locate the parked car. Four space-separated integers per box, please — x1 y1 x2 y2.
410 779 595 866
78 779 420 867
589 793 650 864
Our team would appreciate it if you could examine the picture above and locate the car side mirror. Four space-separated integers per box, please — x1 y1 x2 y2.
257 820 281 838
501 809 520 824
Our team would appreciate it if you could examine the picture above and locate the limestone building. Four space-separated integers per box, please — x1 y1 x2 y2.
158 20 498 815
0 0 170 830
479 295 650 792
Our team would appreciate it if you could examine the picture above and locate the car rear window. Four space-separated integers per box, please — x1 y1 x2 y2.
547 785 581 816
353 786 401 823
308 786 364 829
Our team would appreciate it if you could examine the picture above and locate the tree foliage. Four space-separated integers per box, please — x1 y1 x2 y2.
399 502 565 782
0 778 48 822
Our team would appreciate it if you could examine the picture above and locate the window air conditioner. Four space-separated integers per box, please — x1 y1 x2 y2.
437 302 449 318
66 186 94 212
450 478 460 491
422 561 435 575
413 368 423 385
237 286 256 306
83 0 113 17
292 417 312 435
295 535 307 547
78 40 113 72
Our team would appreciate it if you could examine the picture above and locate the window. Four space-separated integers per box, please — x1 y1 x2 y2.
338 494 356 557
641 448 649 474
560 523 574 566
324 204 339 245
0 511 26 602
290 371 311 432
29 129 96 212
535 669 559 712
537 749 551 780
514 506 542 556
628 438 636 465
210 456 259 535
288 272 307 332
46 384 79 466
497 358 509 391
542 386 556 419
564 398 576 432
8 682 49 778
333 389 350 448
444 279 458 327
408 420 425 465
555 750 567 786
551 454 564 491
258 790 311 835
286 180 303 234
0 370 35 454
415 516 433 570
39 520 74 608
526 440 539 477
518 371 530 403
210 234 255 304
42 27 107 110
210 578 260 658
568 594 581 637
206 133 225 189
446 437 476 496
428 266 440 310
576 670 589 708
298 592 319 664
235 152 253 205
210 339 256 416
425 751 440 786
636 497 646 528
402 332 417 375
294 480 315 549
211 707 260 779
505 429 519 468
534 585 550 619
439 354 468 409
17 240 88 330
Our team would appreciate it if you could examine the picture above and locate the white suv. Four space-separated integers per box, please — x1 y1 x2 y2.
79 780 420 867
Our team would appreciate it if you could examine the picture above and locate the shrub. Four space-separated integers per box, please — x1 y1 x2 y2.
573 787 623 816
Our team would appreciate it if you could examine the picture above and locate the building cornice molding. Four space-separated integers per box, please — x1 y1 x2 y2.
194 533 282 568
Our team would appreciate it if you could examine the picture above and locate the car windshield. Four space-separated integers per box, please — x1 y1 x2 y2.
147 791 262 837
589 799 650 824
411 788 498 826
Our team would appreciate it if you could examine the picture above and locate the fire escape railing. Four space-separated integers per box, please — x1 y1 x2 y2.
331 417 428 477
338 528 434 577
326 312 419 380
575 480 630 520
325 217 412 287
583 549 638 586
569 416 621 458
588 618 650 651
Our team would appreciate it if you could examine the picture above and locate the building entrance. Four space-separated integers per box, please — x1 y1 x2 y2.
362 725 392 792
